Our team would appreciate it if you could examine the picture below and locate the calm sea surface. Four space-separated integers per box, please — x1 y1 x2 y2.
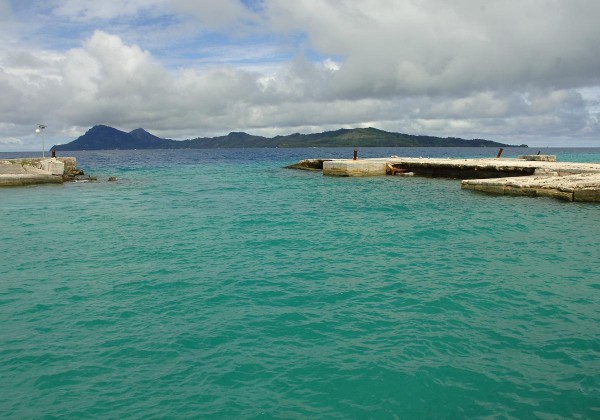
1 147 599 418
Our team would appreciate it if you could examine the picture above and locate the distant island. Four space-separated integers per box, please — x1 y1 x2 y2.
52 125 527 151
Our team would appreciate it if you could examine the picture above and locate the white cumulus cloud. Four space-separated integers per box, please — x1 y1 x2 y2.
0 0 599 149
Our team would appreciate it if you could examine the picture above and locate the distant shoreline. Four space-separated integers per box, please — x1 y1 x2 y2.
5 146 600 156
51 125 526 151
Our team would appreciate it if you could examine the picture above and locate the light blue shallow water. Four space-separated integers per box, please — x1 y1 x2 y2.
1 148 599 418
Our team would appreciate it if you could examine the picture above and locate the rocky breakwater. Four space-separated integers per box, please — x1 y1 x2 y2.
0 157 92 187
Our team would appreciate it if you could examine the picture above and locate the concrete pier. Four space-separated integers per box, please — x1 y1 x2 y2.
318 157 600 178
0 157 79 187
288 156 600 202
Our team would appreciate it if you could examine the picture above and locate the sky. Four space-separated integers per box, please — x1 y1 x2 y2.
1 0 599 151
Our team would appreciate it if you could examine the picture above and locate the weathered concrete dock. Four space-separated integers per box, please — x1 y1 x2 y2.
287 156 600 202
0 157 83 187
462 172 600 202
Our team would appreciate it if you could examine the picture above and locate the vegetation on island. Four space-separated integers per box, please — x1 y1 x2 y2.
52 125 526 151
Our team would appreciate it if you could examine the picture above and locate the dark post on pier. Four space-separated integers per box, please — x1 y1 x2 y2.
353 147 358 161
496 148 504 159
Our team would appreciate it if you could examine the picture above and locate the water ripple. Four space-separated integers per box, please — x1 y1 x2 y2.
1 149 599 417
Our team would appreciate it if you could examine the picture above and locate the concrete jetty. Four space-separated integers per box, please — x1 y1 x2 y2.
0 157 82 187
462 172 600 202
287 156 600 202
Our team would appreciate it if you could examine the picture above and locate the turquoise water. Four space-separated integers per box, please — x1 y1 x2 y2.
1 148 599 418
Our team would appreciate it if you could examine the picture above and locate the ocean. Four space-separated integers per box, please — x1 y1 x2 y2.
1 147 599 418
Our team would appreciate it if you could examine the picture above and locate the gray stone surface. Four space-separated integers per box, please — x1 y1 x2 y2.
39 158 65 175
323 160 388 176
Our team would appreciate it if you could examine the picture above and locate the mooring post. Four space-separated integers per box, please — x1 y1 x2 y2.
353 147 358 160
496 148 504 159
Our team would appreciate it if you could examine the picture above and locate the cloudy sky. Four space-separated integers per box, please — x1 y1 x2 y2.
1 0 599 151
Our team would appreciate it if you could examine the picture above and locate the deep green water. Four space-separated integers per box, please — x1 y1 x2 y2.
1 148 599 418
